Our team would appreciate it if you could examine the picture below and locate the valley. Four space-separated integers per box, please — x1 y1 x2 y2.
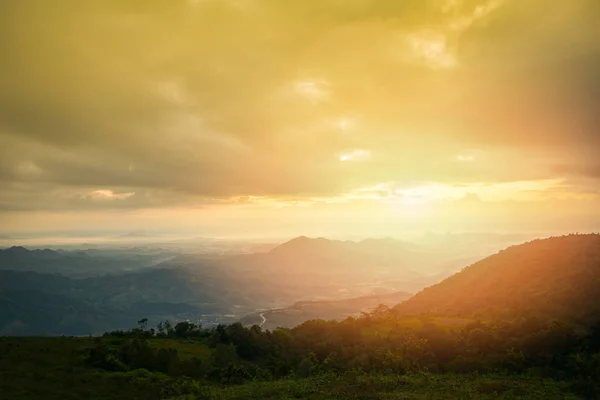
0 233 522 335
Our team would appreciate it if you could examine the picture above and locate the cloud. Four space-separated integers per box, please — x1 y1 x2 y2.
452 0 600 152
0 0 599 214
88 190 135 201
554 164 600 179
456 155 475 163
338 178 584 204
339 149 371 162
293 80 331 103
405 30 457 69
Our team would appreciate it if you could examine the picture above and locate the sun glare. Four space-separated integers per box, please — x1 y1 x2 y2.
339 149 371 162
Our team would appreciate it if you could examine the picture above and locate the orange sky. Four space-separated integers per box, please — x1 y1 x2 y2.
0 0 599 239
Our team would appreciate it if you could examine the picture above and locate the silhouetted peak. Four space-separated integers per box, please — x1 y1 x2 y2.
270 236 333 254
281 236 328 246
4 246 29 254
34 248 59 255
290 235 310 243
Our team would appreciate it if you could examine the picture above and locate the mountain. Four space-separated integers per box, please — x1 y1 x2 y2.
0 266 234 307
240 290 413 330
0 235 536 335
394 234 600 322
155 236 455 311
268 236 354 257
0 286 208 336
0 236 455 335
0 290 112 336
0 246 171 277
270 236 421 260
0 268 226 335
255 236 453 285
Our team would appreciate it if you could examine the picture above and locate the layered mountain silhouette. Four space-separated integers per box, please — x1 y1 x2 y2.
169 236 465 304
0 236 459 335
0 246 170 277
0 268 214 335
3 234 576 335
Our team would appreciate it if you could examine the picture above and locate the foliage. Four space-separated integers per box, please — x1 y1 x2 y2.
395 234 600 323
81 305 600 398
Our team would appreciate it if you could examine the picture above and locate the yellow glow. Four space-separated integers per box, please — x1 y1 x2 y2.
339 149 371 162
89 190 135 201
1 0 599 238
293 80 330 103
407 31 457 69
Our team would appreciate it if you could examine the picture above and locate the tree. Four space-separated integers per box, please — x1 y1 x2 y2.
137 318 148 331
164 320 174 337
174 321 198 338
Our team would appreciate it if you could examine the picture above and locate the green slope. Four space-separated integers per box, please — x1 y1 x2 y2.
394 234 600 322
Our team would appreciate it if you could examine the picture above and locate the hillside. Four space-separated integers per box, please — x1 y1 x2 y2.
240 290 413 329
0 246 173 277
0 268 221 335
394 234 600 322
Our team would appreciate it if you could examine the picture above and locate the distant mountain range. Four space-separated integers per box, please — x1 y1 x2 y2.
0 246 174 277
0 233 564 335
0 267 217 335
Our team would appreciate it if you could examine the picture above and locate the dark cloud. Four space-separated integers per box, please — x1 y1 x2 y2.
0 0 599 212
452 0 600 152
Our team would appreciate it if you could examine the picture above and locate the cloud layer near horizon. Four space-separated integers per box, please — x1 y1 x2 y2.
0 0 599 234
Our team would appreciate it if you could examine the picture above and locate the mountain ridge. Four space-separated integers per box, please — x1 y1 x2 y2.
394 234 600 322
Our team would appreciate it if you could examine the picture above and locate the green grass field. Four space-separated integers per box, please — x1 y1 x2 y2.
0 337 582 400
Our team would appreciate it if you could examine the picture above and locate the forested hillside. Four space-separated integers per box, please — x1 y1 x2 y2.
395 234 600 322
241 290 413 329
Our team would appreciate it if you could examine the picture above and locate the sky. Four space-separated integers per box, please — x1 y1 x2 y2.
1 0 599 240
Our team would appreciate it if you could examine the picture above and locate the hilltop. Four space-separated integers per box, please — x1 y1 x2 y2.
394 234 600 322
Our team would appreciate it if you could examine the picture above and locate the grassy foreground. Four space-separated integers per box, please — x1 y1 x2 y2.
0 337 581 400
194 373 579 400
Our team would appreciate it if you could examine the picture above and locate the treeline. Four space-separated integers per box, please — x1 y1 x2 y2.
88 308 600 397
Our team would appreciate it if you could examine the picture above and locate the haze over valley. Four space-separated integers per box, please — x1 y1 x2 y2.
0 232 536 335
